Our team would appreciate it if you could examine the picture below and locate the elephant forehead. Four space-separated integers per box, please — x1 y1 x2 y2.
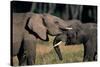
43 14 67 28
45 14 65 22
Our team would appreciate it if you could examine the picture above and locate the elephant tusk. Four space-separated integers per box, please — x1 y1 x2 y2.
66 27 73 30
53 41 62 47
49 41 62 52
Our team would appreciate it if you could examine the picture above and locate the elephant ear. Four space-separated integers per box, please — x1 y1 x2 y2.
28 14 47 40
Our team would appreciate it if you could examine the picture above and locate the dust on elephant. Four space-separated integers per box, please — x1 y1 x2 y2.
53 20 97 61
11 12 71 66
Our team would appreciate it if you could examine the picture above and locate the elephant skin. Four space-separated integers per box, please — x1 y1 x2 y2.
53 20 97 61
12 12 70 66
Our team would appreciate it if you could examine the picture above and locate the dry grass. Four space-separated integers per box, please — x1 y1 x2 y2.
36 44 51 55
12 36 84 65
35 36 84 65
35 42 84 65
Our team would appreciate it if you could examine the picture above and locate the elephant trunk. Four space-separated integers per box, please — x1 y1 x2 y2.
53 40 63 60
54 46 63 60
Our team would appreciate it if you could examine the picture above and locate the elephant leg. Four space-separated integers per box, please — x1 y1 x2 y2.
23 33 36 65
25 40 36 65
83 40 95 61
54 46 63 60
83 51 94 61
17 40 27 65
53 37 63 60
12 39 23 65
16 33 36 65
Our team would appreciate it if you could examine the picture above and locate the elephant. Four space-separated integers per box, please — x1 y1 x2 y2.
11 12 72 66
53 20 97 61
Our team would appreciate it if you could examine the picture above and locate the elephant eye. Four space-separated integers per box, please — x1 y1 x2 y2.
55 21 59 24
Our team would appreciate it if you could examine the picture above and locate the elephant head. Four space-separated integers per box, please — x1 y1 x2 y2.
52 28 79 60
27 13 71 40
53 21 97 61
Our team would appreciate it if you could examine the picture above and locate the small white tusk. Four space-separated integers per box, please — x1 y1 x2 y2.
48 41 62 52
53 41 62 47
66 27 73 30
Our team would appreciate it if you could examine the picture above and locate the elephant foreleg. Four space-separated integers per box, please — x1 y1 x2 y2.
17 40 27 65
17 33 36 65
24 40 36 65
23 33 36 65
83 40 95 61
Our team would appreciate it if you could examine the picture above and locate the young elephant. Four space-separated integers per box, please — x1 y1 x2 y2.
53 22 97 61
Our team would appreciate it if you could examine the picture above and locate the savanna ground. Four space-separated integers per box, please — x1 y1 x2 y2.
13 36 84 65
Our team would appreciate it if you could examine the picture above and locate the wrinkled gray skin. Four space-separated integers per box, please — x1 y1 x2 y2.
53 20 97 61
12 12 69 66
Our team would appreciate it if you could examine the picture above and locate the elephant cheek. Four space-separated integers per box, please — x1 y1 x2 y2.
47 28 62 36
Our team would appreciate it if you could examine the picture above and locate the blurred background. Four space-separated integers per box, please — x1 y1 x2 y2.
11 1 97 23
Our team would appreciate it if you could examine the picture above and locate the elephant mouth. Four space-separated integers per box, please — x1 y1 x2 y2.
65 39 76 46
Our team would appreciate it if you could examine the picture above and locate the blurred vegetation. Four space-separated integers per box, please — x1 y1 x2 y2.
12 1 97 23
